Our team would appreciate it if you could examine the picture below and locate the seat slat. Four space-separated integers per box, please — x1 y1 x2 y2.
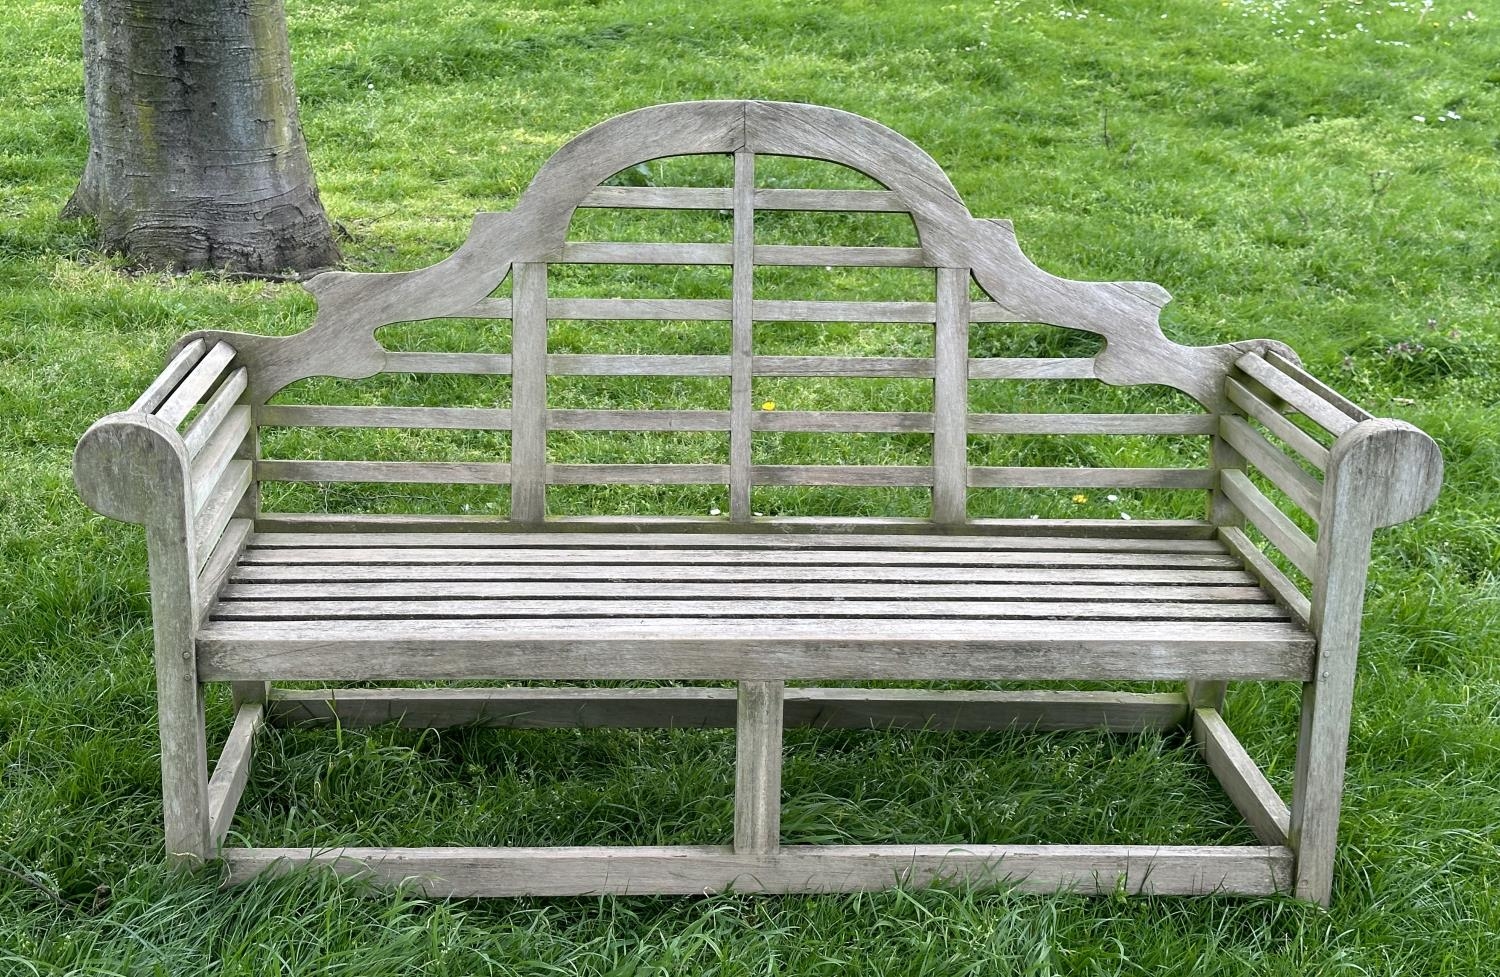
197 617 1315 682
211 597 1289 621
245 531 1228 552
222 580 1272 602
229 563 1255 585
236 546 1242 568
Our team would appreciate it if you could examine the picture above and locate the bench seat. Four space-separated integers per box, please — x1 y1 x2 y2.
197 527 1313 682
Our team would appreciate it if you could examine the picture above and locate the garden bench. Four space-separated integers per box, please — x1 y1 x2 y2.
74 100 1442 905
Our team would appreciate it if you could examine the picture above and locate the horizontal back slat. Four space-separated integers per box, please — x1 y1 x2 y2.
258 460 510 484
260 406 512 430
970 468 1214 490
755 245 928 267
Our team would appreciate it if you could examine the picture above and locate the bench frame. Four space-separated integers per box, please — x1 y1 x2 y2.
73 101 1442 905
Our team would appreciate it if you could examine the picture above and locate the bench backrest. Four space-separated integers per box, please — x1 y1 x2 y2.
185 100 1293 524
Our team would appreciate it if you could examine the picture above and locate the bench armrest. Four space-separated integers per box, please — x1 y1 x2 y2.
1218 348 1442 630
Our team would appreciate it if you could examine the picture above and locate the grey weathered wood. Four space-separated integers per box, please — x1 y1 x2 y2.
752 411 933 433
580 185 732 209
196 618 1315 682
754 245 929 267
969 358 1096 380
237 544 1240 569
932 267 969 523
754 355 932 377
221 843 1293 896
194 459 252 571
548 297 729 320
1217 526 1312 626
225 579 1271 602
558 242 732 264
264 686 1191 732
245 530 1228 552
129 338 207 413
755 300 936 322
510 261 548 521
1290 419 1441 905
969 467 1213 489
74 413 210 865
247 513 1219 537
76 101 1444 901
548 464 728 485
207 702 264 849
258 405 513 431
550 409 726 431
1218 470 1318 578
182 367 248 456
1263 351 1372 425
1225 377 1329 469
968 413 1215 435
1219 415 1324 520
196 517 253 627
156 341 237 427
212 598 1288 622
751 465 932 487
735 680 783 854
1193 707 1289 846
256 460 511 485
1234 354 1356 437
730 150 754 520
383 351 513 375
189 404 250 511
549 353 725 376
753 188 906 212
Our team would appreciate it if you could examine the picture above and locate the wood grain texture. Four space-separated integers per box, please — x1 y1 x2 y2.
730 150 754 520
183 368 248 457
510 261 547 521
196 618 1315 682
932 267 969 523
258 405 513 431
1225 377 1329 470
264 686 1191 732
1219 415 1324 520
1291 418 1442 905
207 702 264 849
157 341 237 427
221 843 1293 896
1219 470 1318 578
735 680 783 854
256 460 511 485
130 339 207 413
1193 707 1289 846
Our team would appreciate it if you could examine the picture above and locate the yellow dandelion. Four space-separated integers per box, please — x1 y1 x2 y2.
761 400 777 411
1072 494 1089 504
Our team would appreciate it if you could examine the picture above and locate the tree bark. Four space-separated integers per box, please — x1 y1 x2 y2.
66 0 340 275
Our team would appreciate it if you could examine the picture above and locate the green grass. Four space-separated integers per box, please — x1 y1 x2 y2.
3 0 1500 972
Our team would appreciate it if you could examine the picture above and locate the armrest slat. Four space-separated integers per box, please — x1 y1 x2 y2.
1219 416 1323 521
128 339 208 414
183 367 248 457
1225 377 1329 470
1220 470 1317 578
157 342 237 427
1234 353 1357 437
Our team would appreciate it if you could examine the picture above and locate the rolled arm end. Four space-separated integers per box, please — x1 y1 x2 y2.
1327 418 1443 530
74 412 190 526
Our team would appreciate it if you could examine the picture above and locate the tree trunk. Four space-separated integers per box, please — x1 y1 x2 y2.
66 0 340 275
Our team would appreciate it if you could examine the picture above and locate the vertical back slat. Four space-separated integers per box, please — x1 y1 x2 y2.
932 267 970 523
511 262 548 522
730 151 755 520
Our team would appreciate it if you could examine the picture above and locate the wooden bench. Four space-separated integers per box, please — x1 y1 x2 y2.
74 100 1442 905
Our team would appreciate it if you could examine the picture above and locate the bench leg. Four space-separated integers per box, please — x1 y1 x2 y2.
734 680 784 855
156 674 211 866
1185 681 1228 712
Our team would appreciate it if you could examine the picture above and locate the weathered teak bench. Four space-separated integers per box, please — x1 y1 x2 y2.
74 100 1442 905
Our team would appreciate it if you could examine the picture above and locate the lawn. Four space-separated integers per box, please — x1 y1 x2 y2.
3 0 1500 972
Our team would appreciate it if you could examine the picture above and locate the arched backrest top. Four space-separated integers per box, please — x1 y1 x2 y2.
512 100 971 257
